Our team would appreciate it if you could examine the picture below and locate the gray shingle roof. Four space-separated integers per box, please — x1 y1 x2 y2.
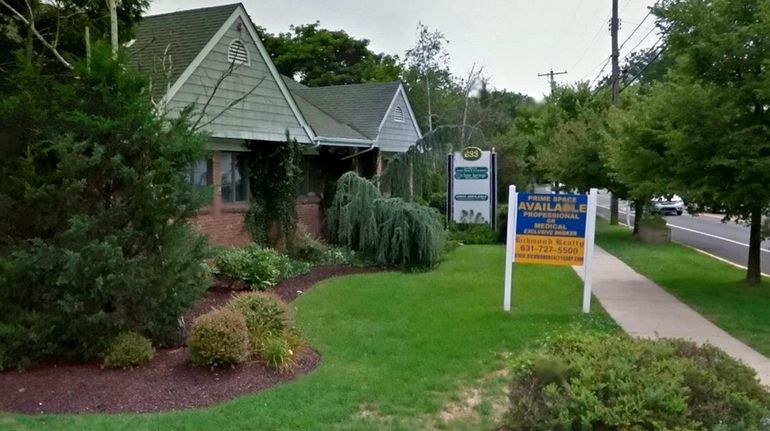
290 81 401 140
129 4 404 144
281 75 367 140
128 3 240 100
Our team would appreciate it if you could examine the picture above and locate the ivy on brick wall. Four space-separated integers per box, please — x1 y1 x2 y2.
245 135 302 248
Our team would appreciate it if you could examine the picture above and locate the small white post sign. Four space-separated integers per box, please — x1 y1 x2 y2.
447 147 497 228
503 186 598 313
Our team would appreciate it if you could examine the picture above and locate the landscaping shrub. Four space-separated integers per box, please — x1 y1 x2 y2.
0 47 211 368
187 308 250 368
449 223 499 244
215 243 308 289
326 172 446 268
373 197 446 268
289 224 327 263
288 225 367 267
320 246 366 266
103 331 154 369
261 334 295 371
506 333 770 431
227 292 290 342
226 292 304 370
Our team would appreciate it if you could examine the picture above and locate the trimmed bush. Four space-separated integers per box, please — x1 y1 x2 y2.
215 243 308 289
506 333 770 430
227 292 290 340
187 308 249 368
103 331 154 369
449 223 498 244
226 292 304 370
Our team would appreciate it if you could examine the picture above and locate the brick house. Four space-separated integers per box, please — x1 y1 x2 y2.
129 3 422 246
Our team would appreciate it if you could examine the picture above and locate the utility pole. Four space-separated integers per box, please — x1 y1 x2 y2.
609 0 621 225
537 69 568 95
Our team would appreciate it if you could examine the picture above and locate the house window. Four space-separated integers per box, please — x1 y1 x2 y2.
393 106 404 122
227 39 249 65
221 152 249 203
297 155 324 197
189 159 212 186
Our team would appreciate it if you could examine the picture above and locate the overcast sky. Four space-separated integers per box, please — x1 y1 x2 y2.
149 0 661 99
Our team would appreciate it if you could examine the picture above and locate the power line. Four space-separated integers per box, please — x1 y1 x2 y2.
623 25 657 57
581 55 612 82
589 57 612 87
570 14 611 71
620 41 666 92
619 10 653 51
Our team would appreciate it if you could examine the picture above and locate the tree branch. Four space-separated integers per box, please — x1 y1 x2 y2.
191 60 236 129
0 0 73 69
194 76 265 131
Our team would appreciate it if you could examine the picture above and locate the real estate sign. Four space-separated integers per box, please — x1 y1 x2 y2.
515 193 588 266
502 186 598 314
447 147 497 227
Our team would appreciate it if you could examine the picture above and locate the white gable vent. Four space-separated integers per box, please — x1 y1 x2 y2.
227 39 249 65
394 106 404 122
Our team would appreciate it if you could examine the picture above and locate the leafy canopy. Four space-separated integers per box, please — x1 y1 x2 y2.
258 22 401 86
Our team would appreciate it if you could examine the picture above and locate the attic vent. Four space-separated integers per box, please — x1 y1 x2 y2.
227 39 249 65
394 106 404 122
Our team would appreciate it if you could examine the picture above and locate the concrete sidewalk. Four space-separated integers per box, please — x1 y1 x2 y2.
574 246 770 386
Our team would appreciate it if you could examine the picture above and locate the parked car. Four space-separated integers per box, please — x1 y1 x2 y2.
651 195 685 216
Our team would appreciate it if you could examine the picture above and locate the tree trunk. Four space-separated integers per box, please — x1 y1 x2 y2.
610 194 619 225
25 11 33 67
107 0 118 58
633 200 643 235
747 209 763 284
426 75 433 132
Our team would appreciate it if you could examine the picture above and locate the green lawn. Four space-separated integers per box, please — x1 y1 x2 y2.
597 220 770 356
1 245 615 431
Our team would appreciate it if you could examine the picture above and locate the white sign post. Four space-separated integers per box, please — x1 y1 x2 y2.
503 185 517 312
581 188 598 313
503 186 598 314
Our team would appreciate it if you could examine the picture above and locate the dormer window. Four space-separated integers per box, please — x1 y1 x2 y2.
394 106 404 122
227 39 249 65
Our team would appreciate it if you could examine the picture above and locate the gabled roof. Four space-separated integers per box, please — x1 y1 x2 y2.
129 4 240 100
290 81 402 141
130 4 421 148
129 3 315 143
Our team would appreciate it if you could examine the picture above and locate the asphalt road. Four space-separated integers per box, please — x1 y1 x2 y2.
596 191 770 275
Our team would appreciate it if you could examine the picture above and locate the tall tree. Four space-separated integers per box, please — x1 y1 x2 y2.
404 22 452 132
606 87 673 233
649 0 770 283
257 22 401 86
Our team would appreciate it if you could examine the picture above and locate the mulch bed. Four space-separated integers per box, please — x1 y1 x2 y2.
0 265 380 415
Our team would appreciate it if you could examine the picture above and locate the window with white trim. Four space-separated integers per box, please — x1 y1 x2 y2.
220 152 249 203
393 106 404 122
227 39 249 65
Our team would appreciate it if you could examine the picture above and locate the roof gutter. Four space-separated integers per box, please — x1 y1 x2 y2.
340 144 376 161
313 136 375 145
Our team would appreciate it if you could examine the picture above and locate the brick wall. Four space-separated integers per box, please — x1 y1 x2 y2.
192 151 323 246
194 207 251 247
297 195 323 237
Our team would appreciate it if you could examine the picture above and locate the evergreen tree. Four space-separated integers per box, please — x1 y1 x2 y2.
0 45 210 368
